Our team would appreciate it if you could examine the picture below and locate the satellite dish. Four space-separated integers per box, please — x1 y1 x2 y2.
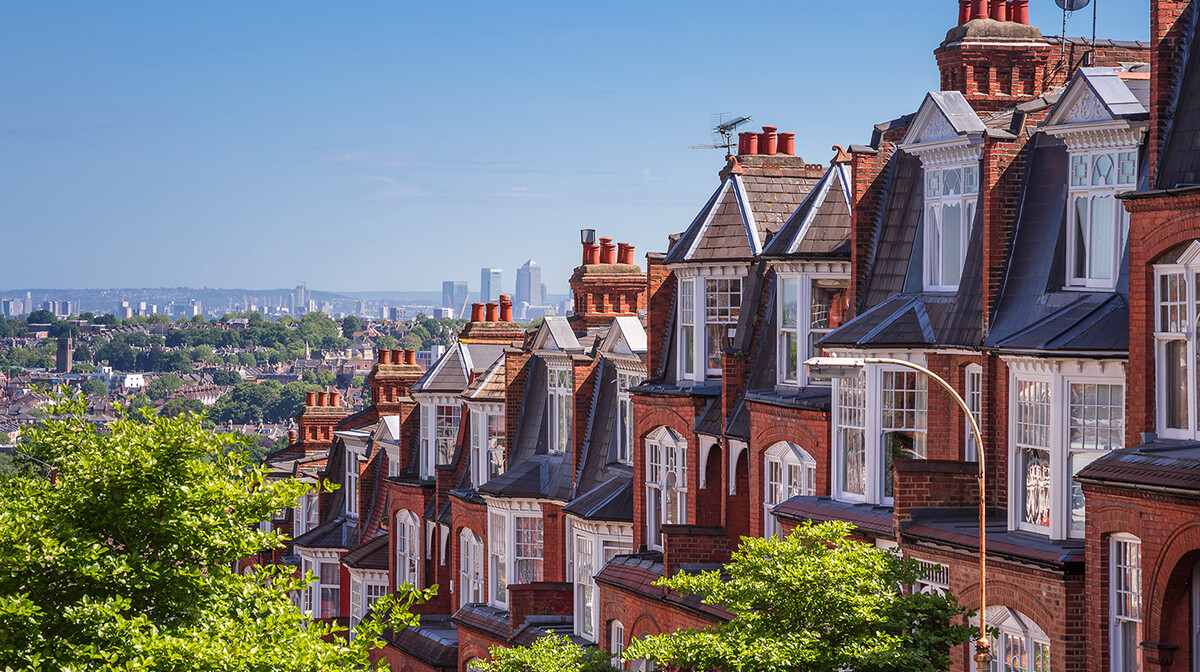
1055 0 1090 10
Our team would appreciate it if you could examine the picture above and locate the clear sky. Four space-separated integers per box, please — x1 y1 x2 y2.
0 1 1150 296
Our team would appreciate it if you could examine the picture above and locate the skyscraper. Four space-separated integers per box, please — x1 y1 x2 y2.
481 268 502 303
442 281 468 311
516 260 542 306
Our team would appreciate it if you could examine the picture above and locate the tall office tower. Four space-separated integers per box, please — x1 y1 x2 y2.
292 284 308 315
189 299 201 316
442 281 468 311
481 268 502 303
516 260 542 306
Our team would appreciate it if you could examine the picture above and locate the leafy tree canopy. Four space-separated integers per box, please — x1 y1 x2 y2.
0 392 427 670
79 379 108 398
475 633 617 672
211 369 242 386
625 521 974 672
341 315 362 338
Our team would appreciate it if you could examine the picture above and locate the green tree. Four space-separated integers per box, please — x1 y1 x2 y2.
301 369 335 387
625 522 973 672
191 344 219 365
129 393 153 414
265 382 321 424
73 363 97 373
146 373 184 400
159 396 204 418
352 376 365 389
212 369 241 386
475 633 617 672
374 334 397 349
24 309 57 325
341 315 362 338
0 391 431 670
238 352 258 367
73 345 92 364
79 379 108 398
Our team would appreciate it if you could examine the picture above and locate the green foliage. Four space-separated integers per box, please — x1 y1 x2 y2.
73 345 92 363
73 363 97 374
190 345 219 365
24 309 57 326
93 338 137 371
209 381 319 425
79 379 108 398
624 522 974 672
212 369 242 386
146 373 184 400
406 315 465 350
374 335 397 349
0 391 426 670
301 369 335 387
475 633 618 672
129 393 153 414
238 352 257 367
341 315 362 338
0 341 55 370
159 397 204 419
351 376 365 389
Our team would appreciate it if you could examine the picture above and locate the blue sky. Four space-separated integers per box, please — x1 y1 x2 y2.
0 1 1150 295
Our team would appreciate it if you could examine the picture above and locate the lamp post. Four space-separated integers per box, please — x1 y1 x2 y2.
805 356 992 665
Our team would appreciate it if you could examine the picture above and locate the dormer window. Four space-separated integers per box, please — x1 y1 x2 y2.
418 397 461 477
1067 149 1135 288
1154 244 1200 439
645 427 687 550
676 271 744 382
345 452 361 517
547 367 572 454
924 162 978 291
614 372 640 464
777 274 850 386
470 406 506 487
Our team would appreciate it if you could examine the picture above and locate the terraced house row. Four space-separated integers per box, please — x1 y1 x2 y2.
247 1 1200 670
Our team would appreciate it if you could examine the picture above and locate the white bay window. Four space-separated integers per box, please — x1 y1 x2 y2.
569 520 633 642
470 405 506 487
395 509 421 589
676 269 745 382
548 367 573 454
777 273 850 386
763 442 817 538
1007 358 1124 540
832 361 926 505
1154 244 1200 439
417 396 462 477
1110 535 1142 672
459 529 484 607
614 372 640 465
971 607 1051 672
486 501 544 608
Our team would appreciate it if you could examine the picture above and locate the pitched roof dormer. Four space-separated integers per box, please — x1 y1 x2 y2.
599 315 647 357
899 91 987 162
1042 68 1150 148
530 316 582 354
761 161 853 259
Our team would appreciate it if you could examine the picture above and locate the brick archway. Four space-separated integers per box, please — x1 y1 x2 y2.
1144 521 1200 668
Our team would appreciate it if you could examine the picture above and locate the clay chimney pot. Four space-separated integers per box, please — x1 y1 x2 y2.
404 349 416 365
377 348 389 364
989 0 1006 21
742 132 758 155
970 0 987 20
305 392 316 407
329 392 340 408
288 430 297 444
486 302 499 322
390 349 403 365
499 295 514 322
317 391 328 407
471 303 486 322
599 237 616 264
778 132 796 156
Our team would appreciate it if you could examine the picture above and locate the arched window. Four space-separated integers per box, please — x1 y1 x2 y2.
763 442 817 538
610 620 625 669
1110 534 1141 672
645 427 687 551
395 510 420 589
459 529 484 607
970 606 1050 672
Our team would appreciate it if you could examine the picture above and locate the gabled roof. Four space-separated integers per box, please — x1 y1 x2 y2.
761 163 852 259
900 91 987 146
600 316 647 356
1043 67 1149 128
664 171 821 264
412 342 506 394
531 316 581 352
477 453 574 501
990 293 1129 353
562 475 633 522
462 353 506 403
342 534 389 570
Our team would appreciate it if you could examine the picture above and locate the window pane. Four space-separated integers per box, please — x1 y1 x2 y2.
1072 154 1089 186
1165 339 1189 431
1074 197 1088 280
940 203 963 286
943 168 961 196
1093 153 1115 186
1089 195 1116 280
1118 151 1137 185
781 331 798 382
781 278 798 328
682 325 695 375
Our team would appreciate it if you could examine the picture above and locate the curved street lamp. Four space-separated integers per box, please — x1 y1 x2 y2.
804 356 991 665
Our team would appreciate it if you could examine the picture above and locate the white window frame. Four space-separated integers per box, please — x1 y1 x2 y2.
1066 148 1136 289
644 426 688 551
459 529 485 607
317 559 341 619
1110 534 1142 672
965 364 983 462
615 372 641 465
1154 247 1200 439
763 442 817 539
344 451 362 518
469 403 506 487
569 519 634 642
547 366 573 455
674 266 746 384
831 359 927 506
970 606 1051 672
395 509 421 589
485 499 545 609
923 160 979 292
1006 358 1125 540
348 570 388 639
611 620 626 669
776 272 851 387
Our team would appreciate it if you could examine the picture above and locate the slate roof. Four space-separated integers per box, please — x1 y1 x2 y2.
761 163 852 258
1076 441 1200 493
772 496 893 537
462 353 506 402
562 475 634 522
478 454 574 501
292 517 351 551
452 603 511 641
1160 16 1200 189
900 91 988 145
594 553 730 621
903 508 1084 568
665 172 821 264
341 534 389 570
413 342 506 394
387 616 459 668
985 132 1132 353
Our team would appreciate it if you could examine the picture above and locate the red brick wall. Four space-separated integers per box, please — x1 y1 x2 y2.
598 581 723 656
644 253 673 379
387 480 444 614
1083 480 1200 672
449 493 488 611
540 502 566 584
631 393 704 550
935 40 1054 114
375 642 454 672
570 357 599 489
980 137 1027 333
891 459 979 530
924 353 986 462
504 348 531 467
1150 0 1194 185
849 133 901 313
507 582 573 637
747 401 830 536
661 525 732 578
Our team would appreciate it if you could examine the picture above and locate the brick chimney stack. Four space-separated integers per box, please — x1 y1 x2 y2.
569 230 648 331
1149 0 1193 186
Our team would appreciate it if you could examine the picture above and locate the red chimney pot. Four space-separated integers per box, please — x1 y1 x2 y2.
970 0 987 20
599 237 616 264
760 126 777 155
989 0 1006 21
486 302 499 322
499 295 514 322
1010 0 1028 24
329 391 340 408
583 242 599 265
377 348 389 364
778 132 796 156
959 0 970 24
404 349 416 365
618 243 636 265
471 303 486 322
742 132 758 155
391 349 403 365
306 391 316 407
317 392 328 407
288 429 297 444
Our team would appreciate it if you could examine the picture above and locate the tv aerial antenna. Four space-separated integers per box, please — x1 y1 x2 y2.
691 114 752 156
1055 0 1095 63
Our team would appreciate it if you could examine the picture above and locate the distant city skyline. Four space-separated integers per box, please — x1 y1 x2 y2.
0 3 1148 292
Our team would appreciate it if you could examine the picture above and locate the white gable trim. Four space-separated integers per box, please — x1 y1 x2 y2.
732 175 762 255
683 178 732 261
787 168 837 255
